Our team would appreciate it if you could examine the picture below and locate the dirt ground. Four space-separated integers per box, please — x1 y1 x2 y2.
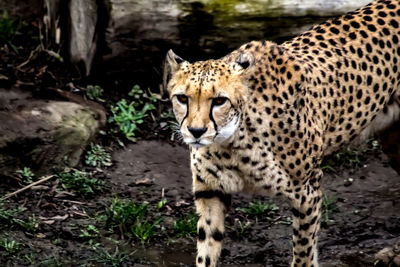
1 139 399 266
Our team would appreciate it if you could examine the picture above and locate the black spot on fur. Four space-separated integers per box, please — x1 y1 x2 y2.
205 256 211 267
198 227 206 241
212 230 224 241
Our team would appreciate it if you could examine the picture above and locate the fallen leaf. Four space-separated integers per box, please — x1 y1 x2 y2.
51 214 69 221
175 200 190 207
70 211 87 217
36 233 46 238
135 178 153 186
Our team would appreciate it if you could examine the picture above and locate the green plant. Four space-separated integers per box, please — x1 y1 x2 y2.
321 147 366 172
321 196 338 227
23 246 36 265
85 143 112 168
173 213 198 238
106 197 161 243
109 85 157 142
80 224 100 239
58 170 104 197
157 197 167 210
91 245 128 267
86 85 104 101
228 219 252 237
237 201 279 219
15 167 35 184
0 201 24 227
0 12 22 53
0 201 39 233
131 217 162 244
107 197 148 227
0 201 39 232
14 215 38 232
0 238 22 256
39 256 64 267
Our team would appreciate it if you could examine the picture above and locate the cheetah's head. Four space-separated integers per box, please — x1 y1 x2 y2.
164 50 254 148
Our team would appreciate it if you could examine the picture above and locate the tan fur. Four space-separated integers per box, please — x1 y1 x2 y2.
164 0 400 266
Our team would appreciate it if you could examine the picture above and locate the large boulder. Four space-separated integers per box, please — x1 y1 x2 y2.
0 89 105 177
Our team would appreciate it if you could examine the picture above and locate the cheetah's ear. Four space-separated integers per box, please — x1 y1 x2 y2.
163 50 187 96
165 49 186 71
231 52 255 74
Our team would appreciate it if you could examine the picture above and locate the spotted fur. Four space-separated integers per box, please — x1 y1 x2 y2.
164 0 400 266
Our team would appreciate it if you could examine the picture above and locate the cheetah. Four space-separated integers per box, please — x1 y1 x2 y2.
163 0 400 266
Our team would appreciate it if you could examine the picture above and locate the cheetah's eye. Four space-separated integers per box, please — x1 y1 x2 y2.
212 97 228 106
176 94 188 104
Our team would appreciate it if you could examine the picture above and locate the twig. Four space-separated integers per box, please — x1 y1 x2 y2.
2 175 56 200
60 199 86 205
16 45 41 70
119 224 125 240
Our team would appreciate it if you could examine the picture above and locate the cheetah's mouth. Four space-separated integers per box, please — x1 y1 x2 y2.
190 141 206 148
187 139 213 148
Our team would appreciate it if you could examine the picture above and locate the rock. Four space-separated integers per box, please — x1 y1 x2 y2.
0 89 105 177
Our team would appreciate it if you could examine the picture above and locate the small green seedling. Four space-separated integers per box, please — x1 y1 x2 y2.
157 197 167 210
173 213 198 238
0 238 22 256
233 219 252 236
237 200 279 220
131 217 162 244
85 143 112 168
86 85 104 101
39 256 64 267
321 195 338 227
321 146 367 172
0 201 24 227
107 197 148 228
14 215 38 233
15 167 35 184
0 12 23 53
91 246 128 267
106 197 162 243
109 85 157 142
58 170 104 197
80 224 100 239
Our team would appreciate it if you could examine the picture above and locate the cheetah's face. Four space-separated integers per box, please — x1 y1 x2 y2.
164 50 254 148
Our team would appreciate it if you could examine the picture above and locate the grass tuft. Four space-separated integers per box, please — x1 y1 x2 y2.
58 169 104 197
173 213 198 238
237 200 279 220
85 143 112 168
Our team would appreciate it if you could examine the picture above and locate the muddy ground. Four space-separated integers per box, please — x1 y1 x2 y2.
0 139 399 267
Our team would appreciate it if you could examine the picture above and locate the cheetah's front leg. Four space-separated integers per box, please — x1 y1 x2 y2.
194 179 231 267
290 176 323 267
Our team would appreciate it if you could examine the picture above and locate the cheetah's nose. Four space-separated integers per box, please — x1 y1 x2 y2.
188 127 207 139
